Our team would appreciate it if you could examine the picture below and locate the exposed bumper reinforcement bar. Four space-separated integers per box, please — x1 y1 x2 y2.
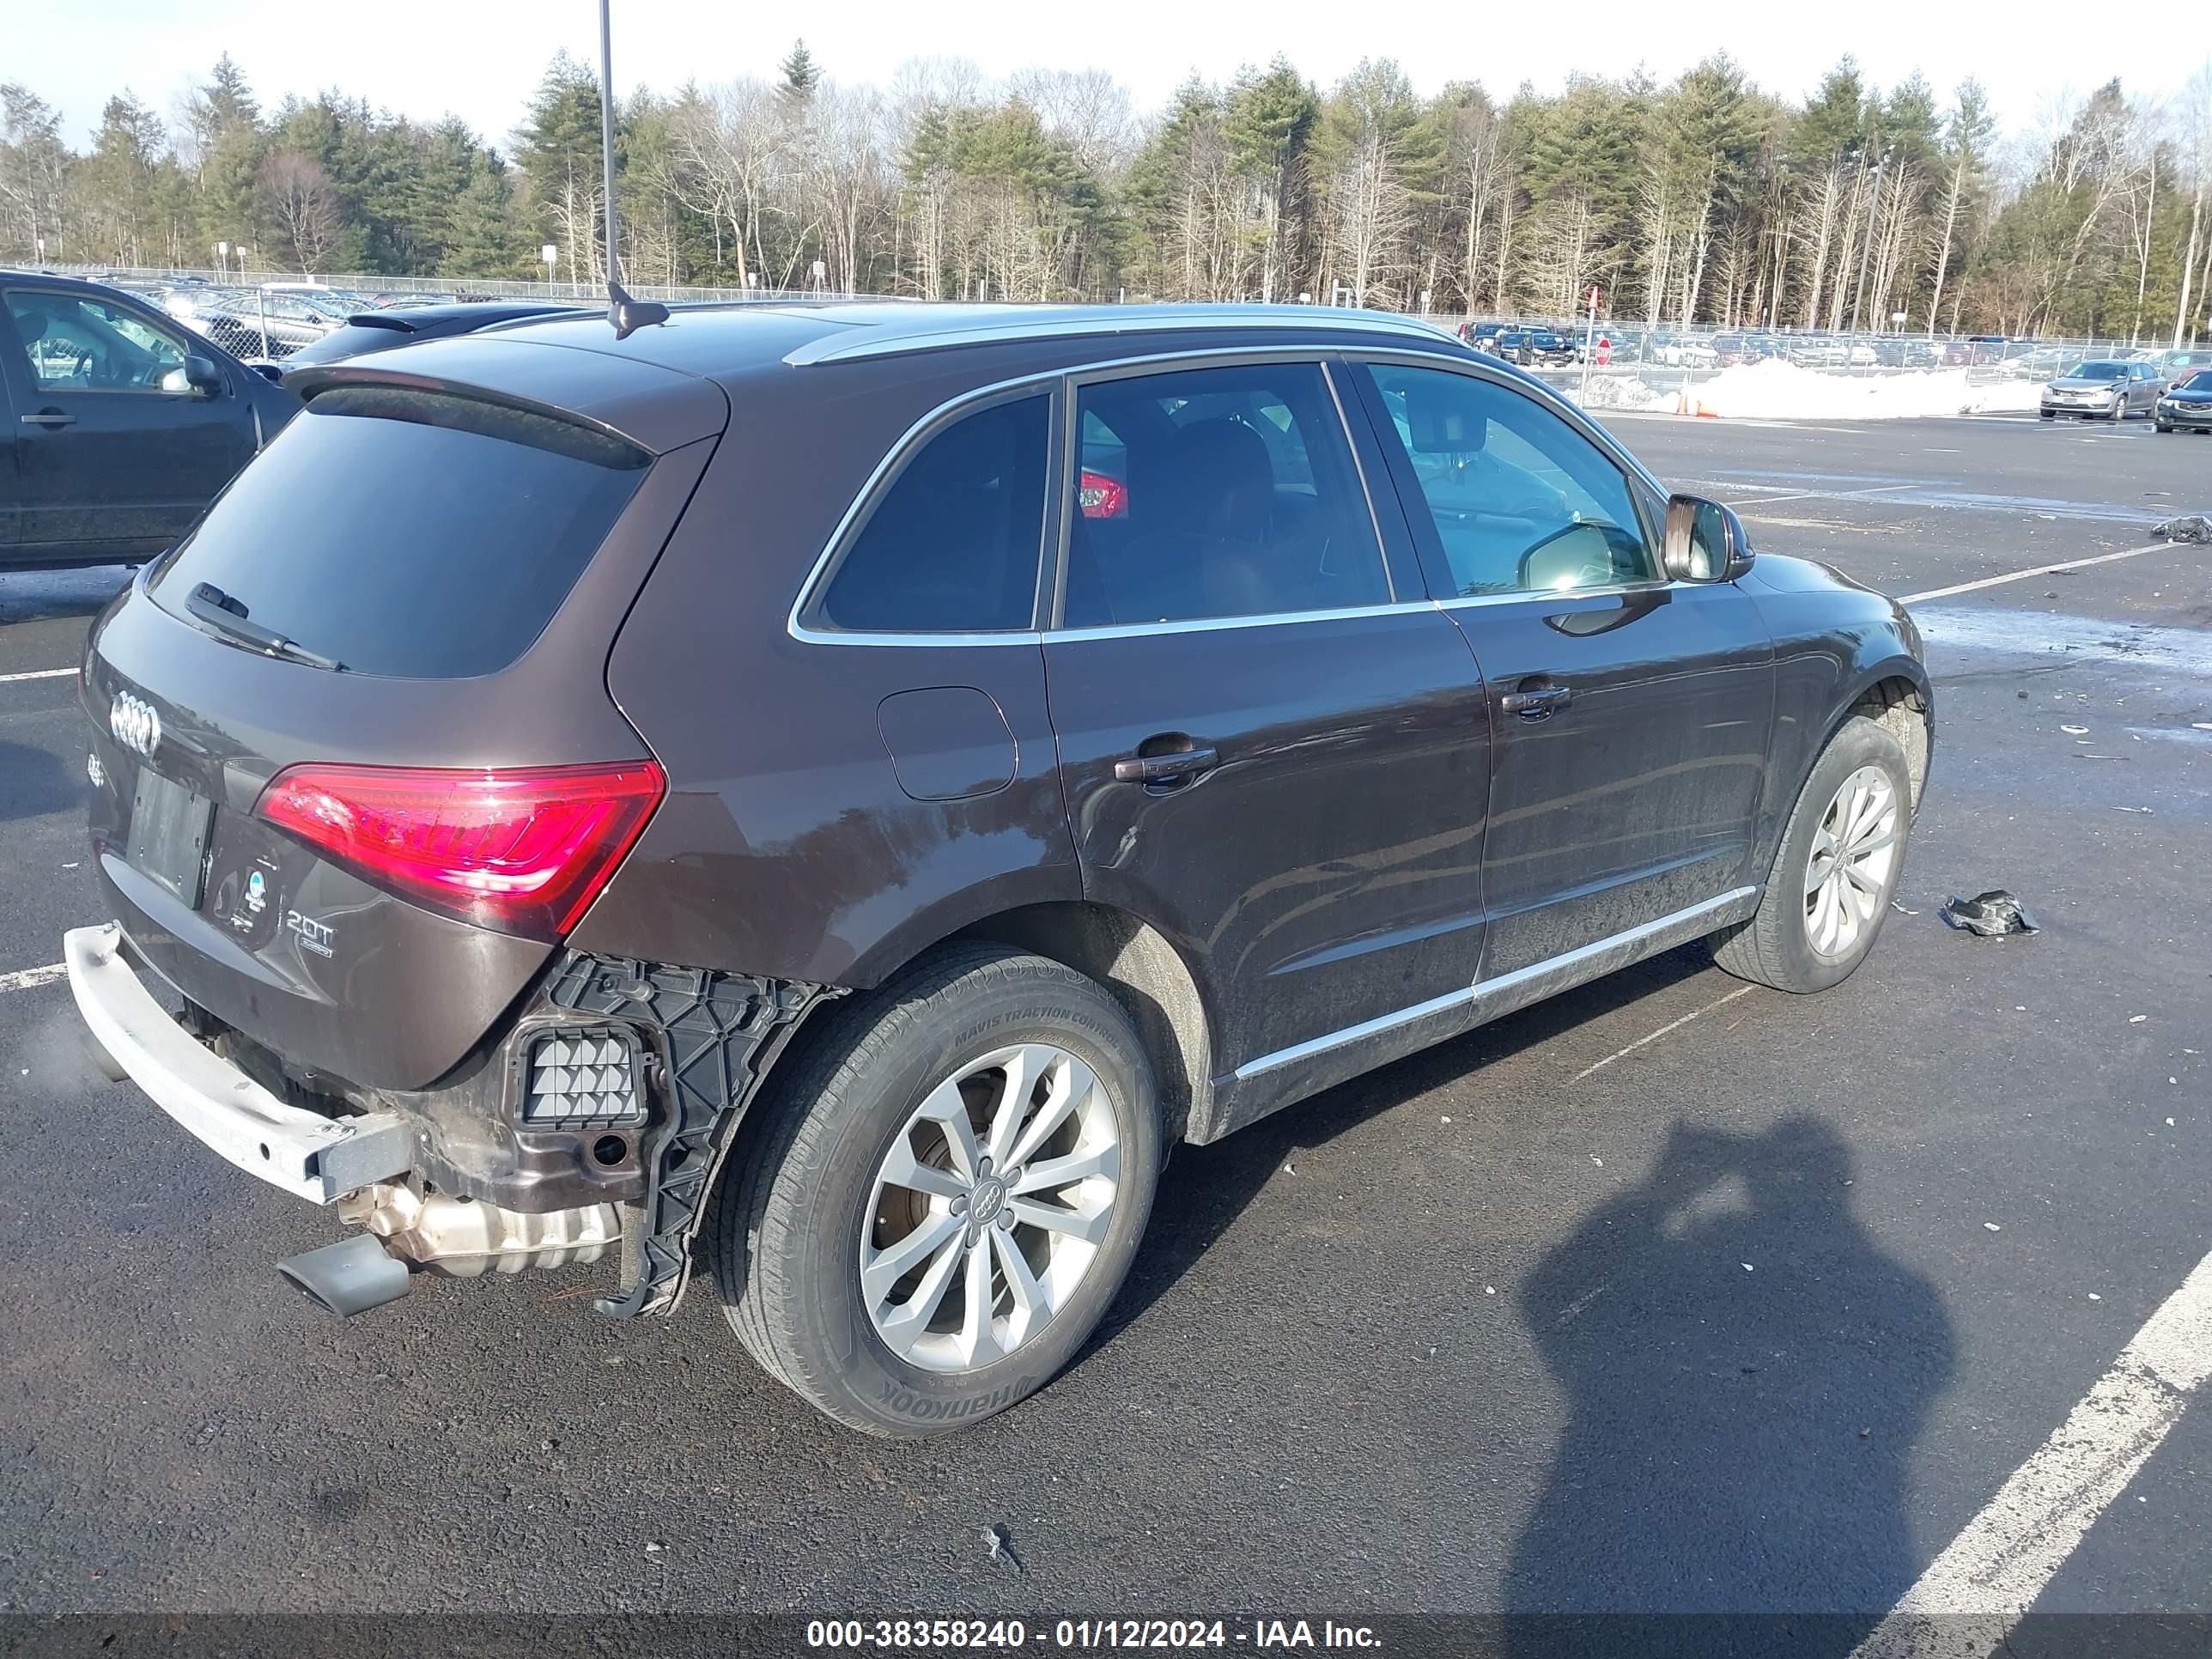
62 922 413 1204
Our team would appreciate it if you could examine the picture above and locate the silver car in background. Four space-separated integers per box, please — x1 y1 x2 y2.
2039 358 2164 421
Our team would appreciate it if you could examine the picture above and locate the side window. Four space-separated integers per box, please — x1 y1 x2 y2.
817 394 1050 633
3 291 190 392
1060 361 1389 629
1360 362 1656 598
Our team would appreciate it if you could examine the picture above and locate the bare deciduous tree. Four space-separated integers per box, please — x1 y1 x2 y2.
256 149 339 273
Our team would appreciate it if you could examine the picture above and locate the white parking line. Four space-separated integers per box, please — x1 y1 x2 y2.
1902 539 2176 604
0 962 66 994
1850 1249 2212 1659
1571 984 1756 1081
1721 482 1918 509
0 666 76 684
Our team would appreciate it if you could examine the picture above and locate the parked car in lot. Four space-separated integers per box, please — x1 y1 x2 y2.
2150 348 2212 386
1492 326 1537 363
2154 368 2212 432
1 271 297 568
149 285 339 360
2040 358 2166 420
276 300 586 376
1522 327 1578 365
64 301 1932 1436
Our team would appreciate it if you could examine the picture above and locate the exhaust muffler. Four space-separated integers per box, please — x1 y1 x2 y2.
276 1232 410 1317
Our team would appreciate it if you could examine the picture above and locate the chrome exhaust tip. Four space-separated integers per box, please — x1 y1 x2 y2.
276 1233 410 1318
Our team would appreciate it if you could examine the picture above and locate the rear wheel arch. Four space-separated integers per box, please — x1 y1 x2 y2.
721 901 1216 1225
948 901 1216 1146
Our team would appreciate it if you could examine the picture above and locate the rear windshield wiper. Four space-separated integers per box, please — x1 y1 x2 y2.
185 583 347 672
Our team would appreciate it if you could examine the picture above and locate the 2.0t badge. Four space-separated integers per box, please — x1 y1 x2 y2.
109 693 161 758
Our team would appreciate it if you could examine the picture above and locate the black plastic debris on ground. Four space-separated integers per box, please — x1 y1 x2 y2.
1940 890 2040 937
2152 514 2212 545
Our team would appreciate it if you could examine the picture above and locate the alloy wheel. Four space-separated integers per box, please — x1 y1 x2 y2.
860 1042 1121 1373
1803 764 1899 960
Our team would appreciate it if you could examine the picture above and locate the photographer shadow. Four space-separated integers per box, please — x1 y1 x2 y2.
1504 1116 1955 1657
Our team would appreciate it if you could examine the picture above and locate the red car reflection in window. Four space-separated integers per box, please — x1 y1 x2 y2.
1079 470 1127 518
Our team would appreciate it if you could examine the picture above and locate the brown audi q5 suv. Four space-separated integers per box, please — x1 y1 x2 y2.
67 301 1930 1435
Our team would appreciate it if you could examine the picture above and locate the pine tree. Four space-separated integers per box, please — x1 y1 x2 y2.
1225 59 1320 303
779 41 822 109
514 53 614 287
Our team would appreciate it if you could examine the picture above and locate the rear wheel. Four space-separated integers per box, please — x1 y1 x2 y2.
2156 422 2173 434
1710 716 1912 994
715 945 1160 1437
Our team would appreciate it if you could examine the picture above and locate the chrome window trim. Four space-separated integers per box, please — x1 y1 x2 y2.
1048 599 1431 645
1233 887 1760 1081
781 304 1456 368
1432 579 1676 612
786 372 1060 647
789 340 1476 649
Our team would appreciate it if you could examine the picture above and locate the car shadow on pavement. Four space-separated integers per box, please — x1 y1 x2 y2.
1094 956 1955 1650
1100 945 1724 1340
0 739 82 822
1498 1115 1954 1656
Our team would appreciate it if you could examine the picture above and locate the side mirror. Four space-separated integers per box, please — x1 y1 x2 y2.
1662 493 1753 582
161 354 225 397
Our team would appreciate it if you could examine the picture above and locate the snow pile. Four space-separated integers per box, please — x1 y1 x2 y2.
1572 373 1664 410
1620 359 2044 421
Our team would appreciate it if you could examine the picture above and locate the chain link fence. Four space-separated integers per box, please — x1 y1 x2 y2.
31 262 2200 390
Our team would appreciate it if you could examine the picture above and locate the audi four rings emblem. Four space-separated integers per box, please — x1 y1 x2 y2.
110 694 161 758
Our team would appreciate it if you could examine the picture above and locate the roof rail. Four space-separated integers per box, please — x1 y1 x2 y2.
781 304 1455 368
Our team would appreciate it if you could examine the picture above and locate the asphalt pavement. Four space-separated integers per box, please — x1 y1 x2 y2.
0 410 2206 1646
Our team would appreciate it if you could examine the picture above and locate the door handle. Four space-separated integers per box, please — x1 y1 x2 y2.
1114 745 1219 786
21 411 76 428
1501 684 1573 720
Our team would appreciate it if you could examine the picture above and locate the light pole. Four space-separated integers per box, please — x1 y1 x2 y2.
1849 149 1886 335
598 0 621 287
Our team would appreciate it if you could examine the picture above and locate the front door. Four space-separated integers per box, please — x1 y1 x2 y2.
2 286 257 559
1349 357 1775 979
1042 357 1490 1085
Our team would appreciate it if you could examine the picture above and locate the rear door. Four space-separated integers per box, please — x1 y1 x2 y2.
2 285 258 559
1348 356 1774 979
1042 356 1490 1094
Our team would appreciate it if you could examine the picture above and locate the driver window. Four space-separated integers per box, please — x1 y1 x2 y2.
5 291 190 392
1360 362 1656 597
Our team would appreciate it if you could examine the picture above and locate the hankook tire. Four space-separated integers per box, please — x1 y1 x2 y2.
715 945 1160 1437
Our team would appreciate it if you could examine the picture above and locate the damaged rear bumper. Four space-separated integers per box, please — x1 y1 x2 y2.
64 921 840 1315
64 922 412 1203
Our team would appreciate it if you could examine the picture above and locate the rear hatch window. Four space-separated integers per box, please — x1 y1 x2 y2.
151 386 649 678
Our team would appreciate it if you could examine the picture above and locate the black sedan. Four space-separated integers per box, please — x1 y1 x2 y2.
277 300 584 378
1524 328 1579 365
1 271 298 568
2154 368 2212 433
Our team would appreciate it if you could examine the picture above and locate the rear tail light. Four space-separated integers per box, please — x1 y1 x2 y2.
256 760 665 942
